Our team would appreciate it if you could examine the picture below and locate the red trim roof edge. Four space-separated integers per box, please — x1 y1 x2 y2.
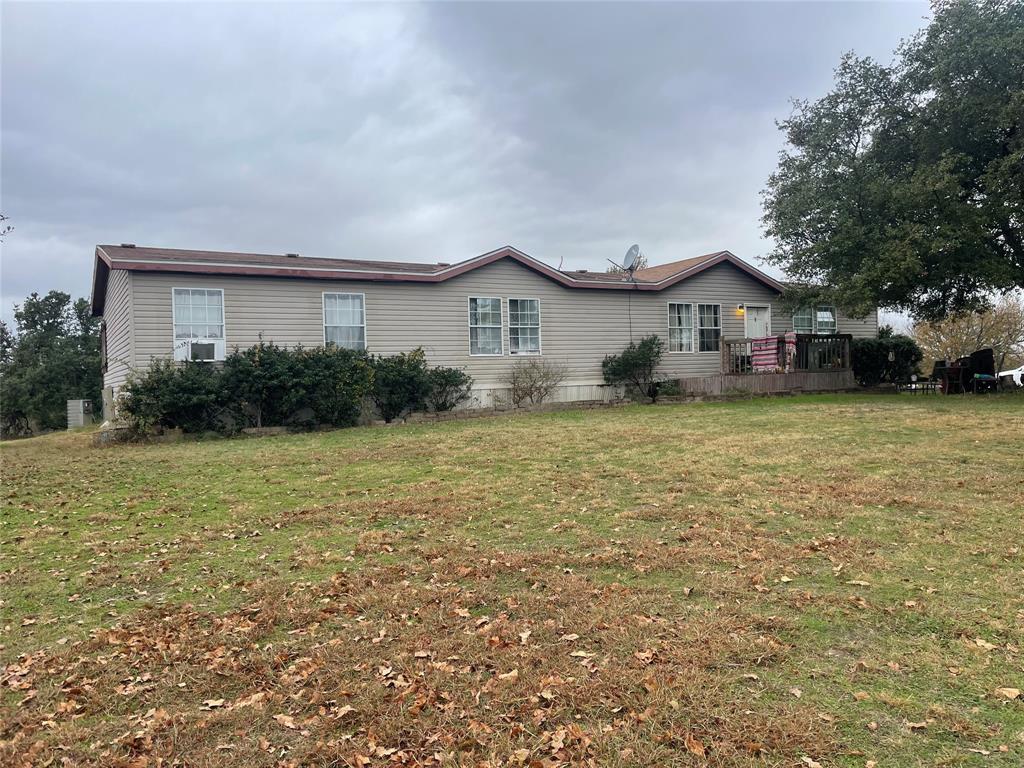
90 245 784 316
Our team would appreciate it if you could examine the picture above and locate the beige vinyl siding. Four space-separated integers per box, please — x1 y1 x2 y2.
127 258 879 387
102 269 134 391
772 307 879 337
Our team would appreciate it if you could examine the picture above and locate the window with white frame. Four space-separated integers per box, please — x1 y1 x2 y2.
793 305 838 334
792 306 813 334
174 288 224 340
697 304 721 352
323 293 366 350
469 297 502 355
815 305 837 334
173 288 225 361
508 298 540 355
668 303 693 352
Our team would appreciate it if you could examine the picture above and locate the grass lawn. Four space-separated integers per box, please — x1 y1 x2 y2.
1 394 1022 767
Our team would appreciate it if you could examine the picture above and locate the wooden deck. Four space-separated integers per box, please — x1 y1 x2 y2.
676 333 857 396
675 369 856 396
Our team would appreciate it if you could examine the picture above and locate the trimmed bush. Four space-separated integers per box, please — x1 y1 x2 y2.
370 349 431 422
503 358 567 407
602 335 665 402
220 342 299 428
117 343 462 434
295 346 375 427
426 366 473 412
851 332 923 386
119 359 223 434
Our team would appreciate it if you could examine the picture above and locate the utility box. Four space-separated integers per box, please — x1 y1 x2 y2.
67 399 95 429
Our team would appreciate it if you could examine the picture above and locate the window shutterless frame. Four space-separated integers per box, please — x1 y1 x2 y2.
696 303 722 353
792 305 837 334
666 302 694 353
792 306 814 334
321 292 367 350
814 305 837 334
467 297 504 356
171 287 226 361
507 297 542 355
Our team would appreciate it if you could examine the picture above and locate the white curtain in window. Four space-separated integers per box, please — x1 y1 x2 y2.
668 303 693 352
324 293 366 349
469 297 502 355
173 289 224 340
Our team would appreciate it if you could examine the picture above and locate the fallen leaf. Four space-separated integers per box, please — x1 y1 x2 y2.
789 687 803 699
273 714 297 730
498 669 519 682
684 733 705 757
853 691 871 701
800 758 822 768
201 698 226 710
995 687 1021 700
906 720 928 731
846 580 871 587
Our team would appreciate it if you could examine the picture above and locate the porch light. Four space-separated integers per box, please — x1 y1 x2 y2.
736 303 745 315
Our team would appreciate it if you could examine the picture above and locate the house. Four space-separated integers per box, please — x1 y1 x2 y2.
90 244 877 418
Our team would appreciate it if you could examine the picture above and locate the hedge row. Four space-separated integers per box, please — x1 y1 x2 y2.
850 332 923 386
118 343 472 434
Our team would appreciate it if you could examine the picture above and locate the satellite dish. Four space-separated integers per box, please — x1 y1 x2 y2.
623 244 641 272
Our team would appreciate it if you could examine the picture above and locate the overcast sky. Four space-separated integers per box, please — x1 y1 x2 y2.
1 1 930 326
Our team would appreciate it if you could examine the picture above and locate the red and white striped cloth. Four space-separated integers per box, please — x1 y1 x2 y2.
751 336 780 372
784 332 797 372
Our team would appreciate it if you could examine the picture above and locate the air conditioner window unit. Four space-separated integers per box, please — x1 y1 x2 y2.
191 342 216 361
174 339 225 362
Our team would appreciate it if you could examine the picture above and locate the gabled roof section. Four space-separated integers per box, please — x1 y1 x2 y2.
90 244 784 315
632 252 727 282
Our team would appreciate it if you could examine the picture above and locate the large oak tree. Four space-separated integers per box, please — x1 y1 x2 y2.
762 0 1024 321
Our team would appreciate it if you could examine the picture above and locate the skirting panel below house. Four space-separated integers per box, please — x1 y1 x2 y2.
461 383 622 410
676 370 856 396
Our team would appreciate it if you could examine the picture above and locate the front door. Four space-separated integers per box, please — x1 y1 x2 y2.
745 305 771 338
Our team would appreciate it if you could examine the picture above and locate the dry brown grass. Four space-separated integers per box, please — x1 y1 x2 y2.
2 395 1022 767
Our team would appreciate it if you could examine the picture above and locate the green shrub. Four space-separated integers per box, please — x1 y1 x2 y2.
370 349 430 422
602 335 666 402
119 359 223 434
426 366 473 412
851 333 923 386
220 342 300 428
118 343 466 434
298 346 374 427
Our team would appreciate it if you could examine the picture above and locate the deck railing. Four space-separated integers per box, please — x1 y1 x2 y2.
721 333 852 375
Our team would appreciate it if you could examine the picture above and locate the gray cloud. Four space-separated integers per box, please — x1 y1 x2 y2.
1 1 928 324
